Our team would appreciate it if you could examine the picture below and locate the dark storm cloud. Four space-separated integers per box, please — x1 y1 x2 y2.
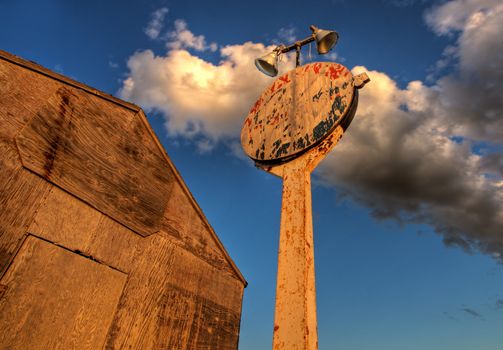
479 152 503 177
426 0 503 143
317 1 503 261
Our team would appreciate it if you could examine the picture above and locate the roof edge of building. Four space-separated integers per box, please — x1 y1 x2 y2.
0 49 248 287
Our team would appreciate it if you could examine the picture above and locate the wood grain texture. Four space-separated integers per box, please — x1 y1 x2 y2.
28 186 102 245
0 284 7 299
160 181 236 277
1 51 246 349
0 50 140 113
0 58 61 140
16 86 174 237
0 58 59 275
105 234 244 349
1 53 245 285
0 168 51 274
0 235 126 350
154 283 241 350
0 57 59 194
11 166 246 350
28 186 141 273
241 62 355 162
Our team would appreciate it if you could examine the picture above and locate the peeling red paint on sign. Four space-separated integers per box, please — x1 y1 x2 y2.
326 65 345 80
241 62 355 163
279 73 291 84
249 97 263 115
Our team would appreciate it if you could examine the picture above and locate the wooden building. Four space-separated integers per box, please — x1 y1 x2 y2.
0 50 246 349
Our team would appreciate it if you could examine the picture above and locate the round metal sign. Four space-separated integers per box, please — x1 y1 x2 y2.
241 62 356 163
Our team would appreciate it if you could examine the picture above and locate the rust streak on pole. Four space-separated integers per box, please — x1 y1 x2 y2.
272 159 317 350
262 126 348 350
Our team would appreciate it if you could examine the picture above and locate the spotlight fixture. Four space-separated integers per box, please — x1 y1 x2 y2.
255 25 339 76
255 48 281 77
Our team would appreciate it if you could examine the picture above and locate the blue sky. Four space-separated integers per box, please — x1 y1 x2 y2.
2 1 503 349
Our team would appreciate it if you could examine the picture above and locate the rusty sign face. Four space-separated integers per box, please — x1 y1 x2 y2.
241 62 355 163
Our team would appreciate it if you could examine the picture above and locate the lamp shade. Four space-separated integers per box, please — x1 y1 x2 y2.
255 51 279 77
312 26 339 54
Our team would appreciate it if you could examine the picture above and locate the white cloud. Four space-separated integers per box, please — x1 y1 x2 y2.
228 140 250 161
195 138 214 154
121 2 503 260
167 19 217 52
145 7 169 40
119 42 295 142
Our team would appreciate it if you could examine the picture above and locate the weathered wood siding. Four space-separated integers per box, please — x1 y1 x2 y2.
0 50 246 349
16 85 171 237
0 236 127 349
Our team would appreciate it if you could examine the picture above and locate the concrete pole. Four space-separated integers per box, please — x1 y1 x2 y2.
273 161 317 350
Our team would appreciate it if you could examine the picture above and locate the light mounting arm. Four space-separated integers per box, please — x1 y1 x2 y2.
255 25 339 77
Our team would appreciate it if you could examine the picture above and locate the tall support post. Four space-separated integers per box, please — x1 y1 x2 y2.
244 62 370 349
273 162 317 350
260 125 350 350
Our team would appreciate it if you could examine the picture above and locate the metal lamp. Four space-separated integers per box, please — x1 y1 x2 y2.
255 50 279 77
310 25 338 54
255 24 339 76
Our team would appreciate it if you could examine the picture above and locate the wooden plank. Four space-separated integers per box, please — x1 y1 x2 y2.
0 58 61 178
105 234 244 349
0 169 51 274
154 283 241 350
0 61 57 274
160 181 236 277
28 186 142 273
0 50 140 113
0 235 127 349
0 55 245 285
0 59 61 140
0 60 75 275
137 109 247 286
16 86 174 237
88 214 142 273
28 186 103 247
0 284 7 299
0 134 21 175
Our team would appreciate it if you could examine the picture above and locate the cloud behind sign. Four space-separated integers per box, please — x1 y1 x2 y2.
119 18 295 150
120 0 503 260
